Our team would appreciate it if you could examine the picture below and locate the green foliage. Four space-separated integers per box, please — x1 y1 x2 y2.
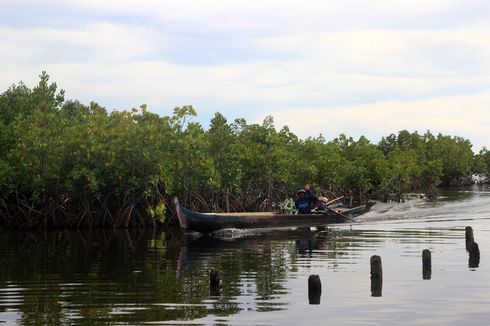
207 112 240 191
147 201 167 223
382 146 421 201
0 82 33 125
333 135 388 194
0 73 485 228
474 147 490 176
433 134 474 185
1 72 67 199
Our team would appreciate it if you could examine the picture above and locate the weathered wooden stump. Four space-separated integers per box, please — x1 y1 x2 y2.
465 226 480 268
370 255 382 297
371 277 382 297
422 249 431 280
308 274 322 304
468 241 480 268
465 226 474 249
210 268 220 296
370 255 382 278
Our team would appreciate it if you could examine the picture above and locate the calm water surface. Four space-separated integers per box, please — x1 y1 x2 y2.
1 185 490 325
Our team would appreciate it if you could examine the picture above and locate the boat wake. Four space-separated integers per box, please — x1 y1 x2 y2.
210 226 312 239
357 192 490 224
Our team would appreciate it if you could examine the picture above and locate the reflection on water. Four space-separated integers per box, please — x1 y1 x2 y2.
0 185 490 325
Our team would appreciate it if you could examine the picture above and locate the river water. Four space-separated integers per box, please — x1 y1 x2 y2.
1 185 490 325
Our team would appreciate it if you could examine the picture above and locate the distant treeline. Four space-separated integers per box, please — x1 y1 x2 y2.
1 72 489 229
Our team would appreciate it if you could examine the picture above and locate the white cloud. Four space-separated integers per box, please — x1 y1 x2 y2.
12 0 488 36
1 0 489 151
0 23 156 64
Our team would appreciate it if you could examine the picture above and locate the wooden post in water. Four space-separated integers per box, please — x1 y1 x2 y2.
465 226 480 268
468 242 480 268
308 274 322 304
422 249 431 280
465 226 474 249
370 255 382 278
210 268 220 296
370 255 382 297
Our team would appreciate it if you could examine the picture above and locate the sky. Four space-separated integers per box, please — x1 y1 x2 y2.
1 0 489 151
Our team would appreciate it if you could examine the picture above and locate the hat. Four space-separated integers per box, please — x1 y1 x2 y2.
297 188 306 194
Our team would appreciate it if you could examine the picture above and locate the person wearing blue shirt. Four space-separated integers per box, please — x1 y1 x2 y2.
295 188 314 214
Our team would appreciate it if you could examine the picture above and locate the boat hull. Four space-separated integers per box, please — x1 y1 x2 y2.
174 198 363 233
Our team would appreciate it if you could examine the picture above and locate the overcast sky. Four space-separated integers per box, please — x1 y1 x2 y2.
1 0 489 151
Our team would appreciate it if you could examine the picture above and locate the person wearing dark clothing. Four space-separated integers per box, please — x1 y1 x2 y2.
295 188 314 214
304 184 314 199
304 184 319 205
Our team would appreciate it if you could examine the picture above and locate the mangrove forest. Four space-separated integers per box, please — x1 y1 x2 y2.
0 72 489 229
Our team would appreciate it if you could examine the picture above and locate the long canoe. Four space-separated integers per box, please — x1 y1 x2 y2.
174 197 365 233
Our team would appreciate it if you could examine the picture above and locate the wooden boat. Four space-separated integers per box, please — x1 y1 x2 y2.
174 197 366 233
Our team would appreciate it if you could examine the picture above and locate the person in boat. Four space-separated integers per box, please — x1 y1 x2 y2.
312 196 325 210
295 188 314 214
304 184 325 210
303 183 314 198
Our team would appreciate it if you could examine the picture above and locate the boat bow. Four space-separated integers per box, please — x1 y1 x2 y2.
174 197 188 230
